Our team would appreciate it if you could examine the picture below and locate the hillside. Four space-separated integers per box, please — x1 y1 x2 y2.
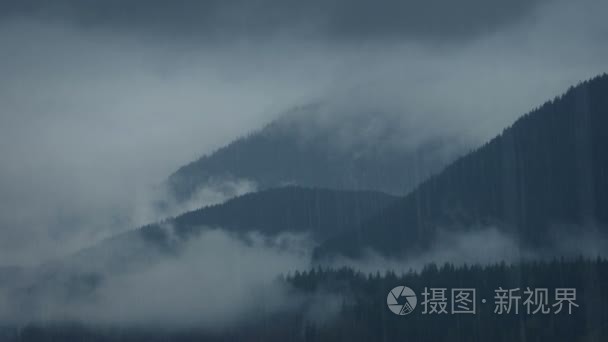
50 186 397 276
143 186 397 243
166 105 462 203
0 187 397 318
316 74 608 259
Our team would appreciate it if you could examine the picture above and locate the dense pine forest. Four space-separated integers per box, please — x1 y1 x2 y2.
287 258 608 342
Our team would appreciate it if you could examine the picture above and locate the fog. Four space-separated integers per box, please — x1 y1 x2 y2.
0 229 315 329
0 0 607 269
323 226 608 275
2 225 607 329
0 20 332 266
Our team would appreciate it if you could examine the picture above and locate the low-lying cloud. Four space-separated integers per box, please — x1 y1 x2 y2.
0 228 314 329
324 226 608 274
2 225 608 331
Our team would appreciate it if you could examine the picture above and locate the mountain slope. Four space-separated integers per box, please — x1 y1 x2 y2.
167 104 463 204
316 74 608 259
0 186 397 309
52 186 397 276
146 186 397 242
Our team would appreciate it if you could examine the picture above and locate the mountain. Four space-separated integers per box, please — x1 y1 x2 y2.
58 186 397 274
4 75 608 342
0 186 397 319
164 186 397 240
166 104 464 205
131 186 397 253
316 74 608 259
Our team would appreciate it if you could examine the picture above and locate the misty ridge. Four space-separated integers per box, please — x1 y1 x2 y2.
2 75 608 338
165 100 467 204
1 0 608 341
3 0 608 267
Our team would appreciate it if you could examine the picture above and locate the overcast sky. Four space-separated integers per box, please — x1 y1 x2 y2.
0 0 607 266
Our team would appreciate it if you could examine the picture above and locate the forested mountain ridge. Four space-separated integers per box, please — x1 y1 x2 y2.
5 75 608 342
0 187 397 317
166 104 461 202
144 186 397 243
57 186 397 275
317 74 608 259
171 186 395 239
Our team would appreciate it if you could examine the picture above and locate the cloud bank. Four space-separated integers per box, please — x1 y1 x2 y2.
2 225 607 330
0 0 607 266
0 229 314 329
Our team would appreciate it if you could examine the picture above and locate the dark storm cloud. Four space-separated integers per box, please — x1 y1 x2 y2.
0 0 549 42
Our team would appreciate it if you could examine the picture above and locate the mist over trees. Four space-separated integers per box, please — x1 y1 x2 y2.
3 258 607 341
1 1 607 336
166 105 462 204
1 74 607 342
317 74 608 260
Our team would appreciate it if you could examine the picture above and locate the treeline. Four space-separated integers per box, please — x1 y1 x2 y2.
286 257 608 342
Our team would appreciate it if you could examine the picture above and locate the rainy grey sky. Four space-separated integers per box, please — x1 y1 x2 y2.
1 0 608 266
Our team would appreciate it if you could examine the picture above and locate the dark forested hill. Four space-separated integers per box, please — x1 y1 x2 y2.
317 74 608 259
0 187 397 316
62 186 396 275
145 186 397 242
166 104 462 203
